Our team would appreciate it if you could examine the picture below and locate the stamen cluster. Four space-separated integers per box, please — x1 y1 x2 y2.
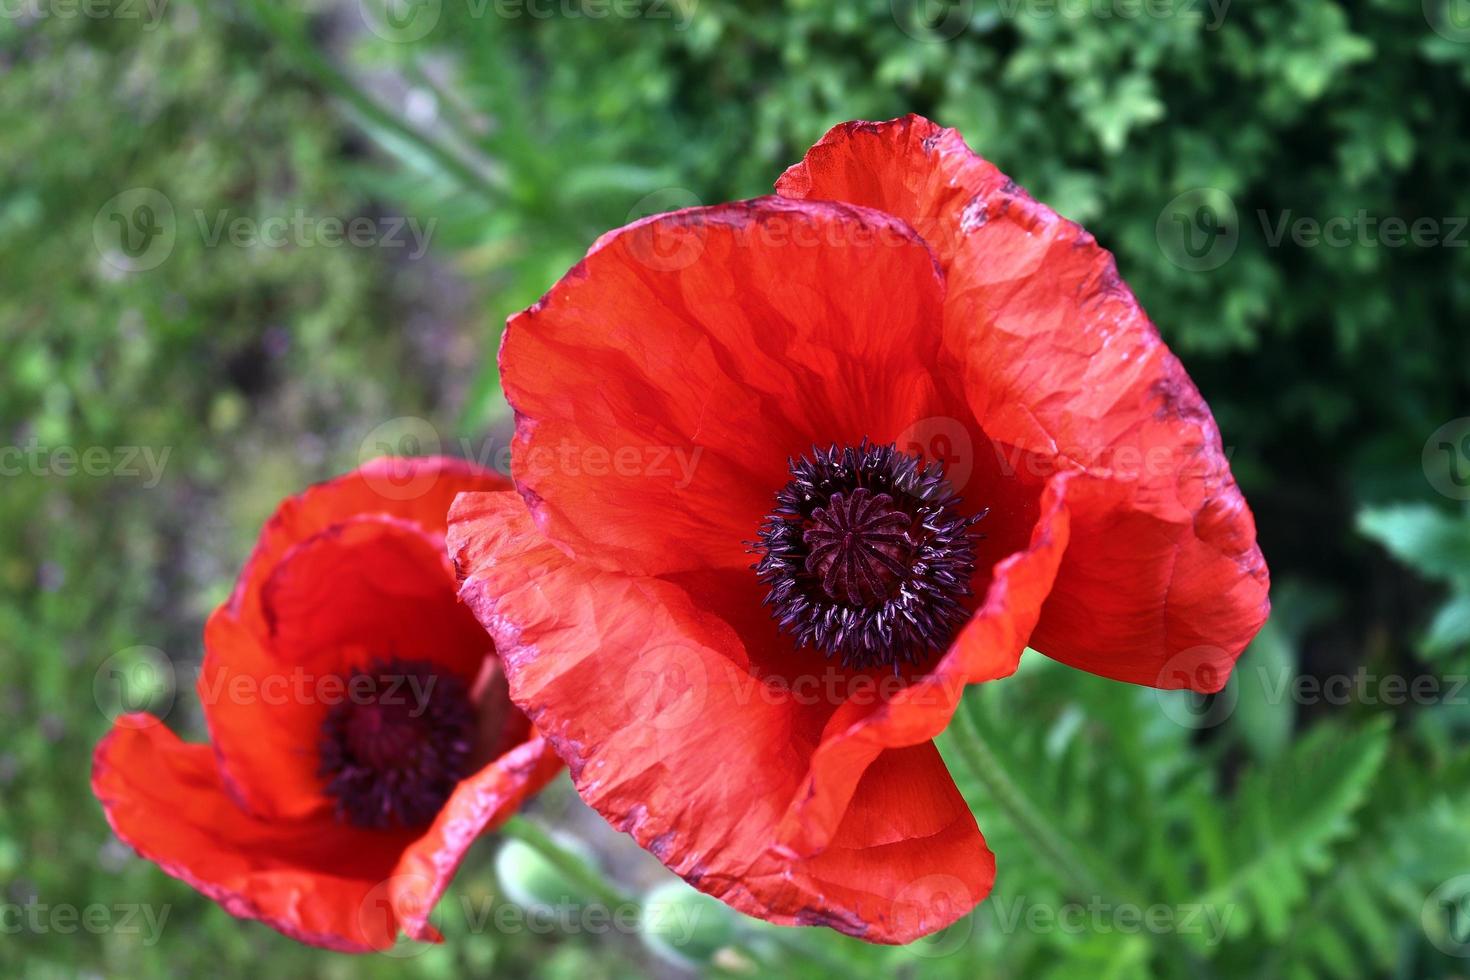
319 658 476 829
754 441 982 670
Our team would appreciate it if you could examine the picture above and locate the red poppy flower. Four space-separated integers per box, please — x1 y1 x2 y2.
92 457 562 952
447 115 1269 943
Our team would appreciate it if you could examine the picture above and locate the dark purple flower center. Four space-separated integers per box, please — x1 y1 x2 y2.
318 658 476 830
753 441 982 671
804 487 914 607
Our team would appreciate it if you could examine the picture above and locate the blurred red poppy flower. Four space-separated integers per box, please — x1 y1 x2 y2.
93 457 562 952
448 115 1270 942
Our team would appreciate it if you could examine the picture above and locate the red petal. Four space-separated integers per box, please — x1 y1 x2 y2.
784 740 993 940
93 719 559 951
500 197 950 578
449 491 1004 942
779 116 1269 690
1032 474 1265 691
392 735 564 941
197 608 330 821
775 475 1070 858
776 116 1002 264
260 515 490 672
204 516 491 819
92 718 406 952
232 457 509 638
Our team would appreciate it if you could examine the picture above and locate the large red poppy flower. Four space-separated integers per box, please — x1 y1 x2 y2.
448 115 1270 943
93 457 562 952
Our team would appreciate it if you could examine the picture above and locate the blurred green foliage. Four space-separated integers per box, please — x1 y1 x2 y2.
4 0 1470 977
1361 503 1470 665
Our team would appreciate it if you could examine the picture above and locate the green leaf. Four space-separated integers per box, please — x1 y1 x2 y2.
1358 504 1470 585
1425 593 1470 660
1260 750 1470 979
1192 718 1391 945
1230 617 1297 763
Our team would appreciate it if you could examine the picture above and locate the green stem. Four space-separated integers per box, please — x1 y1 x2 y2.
950 699 1113 896
499 815 635 915
402 58 492 157
950 697 1211 977
243 0 503 203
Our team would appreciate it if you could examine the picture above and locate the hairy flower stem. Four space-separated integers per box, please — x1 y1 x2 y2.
950 696 1212 974
950 698 1117 896
243 0 504 205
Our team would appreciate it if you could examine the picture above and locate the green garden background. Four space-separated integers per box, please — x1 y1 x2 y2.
4 0 1470 976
